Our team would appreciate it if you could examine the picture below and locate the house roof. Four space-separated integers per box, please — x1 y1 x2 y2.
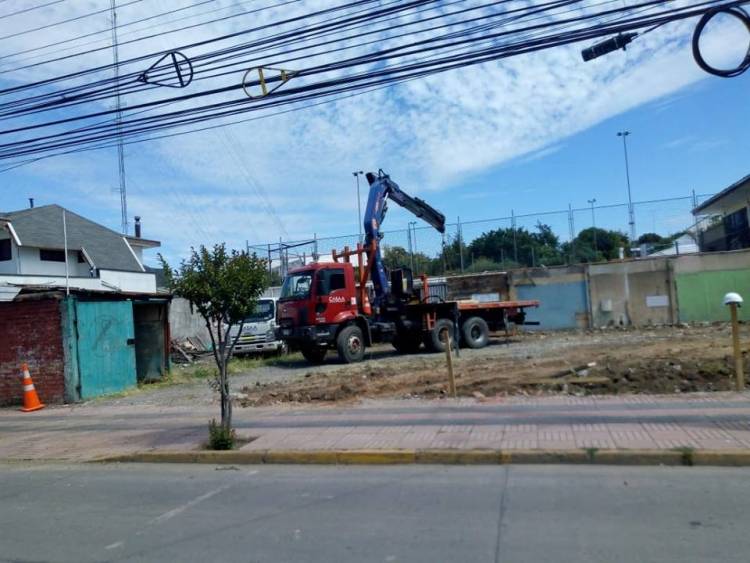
0 204 158 271
692 173 750 215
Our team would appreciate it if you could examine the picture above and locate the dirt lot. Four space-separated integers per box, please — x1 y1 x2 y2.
239 324 749 406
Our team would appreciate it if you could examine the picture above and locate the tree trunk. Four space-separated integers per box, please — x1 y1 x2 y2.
220 360 232 430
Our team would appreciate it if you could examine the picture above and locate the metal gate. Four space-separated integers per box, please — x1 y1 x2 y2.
75 300 136 399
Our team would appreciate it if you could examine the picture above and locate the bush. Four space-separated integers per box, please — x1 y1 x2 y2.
207 418 236 450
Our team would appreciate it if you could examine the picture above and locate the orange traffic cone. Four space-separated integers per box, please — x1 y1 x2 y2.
20 363 45 412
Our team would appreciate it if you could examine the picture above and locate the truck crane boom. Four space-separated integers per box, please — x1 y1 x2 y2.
363 170 446 307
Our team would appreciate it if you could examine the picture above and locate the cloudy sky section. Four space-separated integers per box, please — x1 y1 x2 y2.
0 0 747 263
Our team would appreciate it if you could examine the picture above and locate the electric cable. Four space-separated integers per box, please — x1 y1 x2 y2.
691 5 750 76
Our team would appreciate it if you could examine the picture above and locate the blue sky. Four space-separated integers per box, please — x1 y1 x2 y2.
1 1 748 265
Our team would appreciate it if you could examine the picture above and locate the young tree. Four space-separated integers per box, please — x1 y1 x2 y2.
161 244 268 432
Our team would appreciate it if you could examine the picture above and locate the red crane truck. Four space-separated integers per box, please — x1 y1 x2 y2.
276 170 539 364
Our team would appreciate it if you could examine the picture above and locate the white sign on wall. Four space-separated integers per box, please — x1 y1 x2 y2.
646 295 669 308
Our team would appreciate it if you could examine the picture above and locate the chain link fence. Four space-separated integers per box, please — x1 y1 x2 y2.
249 192 714 277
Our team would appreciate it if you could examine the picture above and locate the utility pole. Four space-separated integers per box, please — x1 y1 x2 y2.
410 221 418 273
511 209 518 263
406 225 414 271
110 0 128 235
588 198 597 256
353 171 364 243
457 217 464 273
568 203 576 263
617 131 636 244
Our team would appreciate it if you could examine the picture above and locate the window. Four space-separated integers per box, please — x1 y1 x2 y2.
39 249 66 262
0 239 10 261
280 271 313 300
315 268 346 295
245 299 275 322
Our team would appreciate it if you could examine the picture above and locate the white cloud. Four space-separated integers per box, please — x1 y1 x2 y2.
0 0 741 261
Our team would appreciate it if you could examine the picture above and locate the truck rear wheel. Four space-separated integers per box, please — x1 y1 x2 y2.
425 318 453 353
337 325 366 363
461 316 489 349
300 345 327 364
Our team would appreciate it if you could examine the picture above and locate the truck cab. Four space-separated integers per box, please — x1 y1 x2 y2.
277 262 370 363
229 297 285 356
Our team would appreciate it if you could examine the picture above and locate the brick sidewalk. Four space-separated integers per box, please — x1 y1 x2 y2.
2 393 750 462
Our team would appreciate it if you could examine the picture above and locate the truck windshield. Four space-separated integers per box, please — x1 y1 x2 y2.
280 271 313 300
244 299 274 322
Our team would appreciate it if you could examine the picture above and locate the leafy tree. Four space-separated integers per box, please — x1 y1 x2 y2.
637 232 666 245
161 244 268 434
467 222 564 268
564 227 629 262
382 245 434 274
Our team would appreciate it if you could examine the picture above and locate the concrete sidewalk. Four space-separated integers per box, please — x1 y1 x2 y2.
2 392 750 463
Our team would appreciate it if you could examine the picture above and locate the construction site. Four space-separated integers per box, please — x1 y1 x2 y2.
237 323 747 406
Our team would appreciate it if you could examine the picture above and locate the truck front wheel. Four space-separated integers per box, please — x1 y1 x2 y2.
337 325 366 363
300 345 327 364
461 316 489 349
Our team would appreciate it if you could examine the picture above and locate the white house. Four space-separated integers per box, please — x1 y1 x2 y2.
0 205 160 300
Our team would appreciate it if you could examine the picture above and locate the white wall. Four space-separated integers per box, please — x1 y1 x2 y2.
0 270 156 294
99 270 156 293
16 246 91 276
0 232 17 274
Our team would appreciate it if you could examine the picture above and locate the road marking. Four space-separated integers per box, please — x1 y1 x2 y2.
105 541 124 550
150 483 233 525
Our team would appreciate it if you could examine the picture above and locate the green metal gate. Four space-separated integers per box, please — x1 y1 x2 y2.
75 300 136 399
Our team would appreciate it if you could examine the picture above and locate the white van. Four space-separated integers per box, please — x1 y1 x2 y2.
230 298 285 356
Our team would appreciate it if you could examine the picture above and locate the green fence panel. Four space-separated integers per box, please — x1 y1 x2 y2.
676 270 750 322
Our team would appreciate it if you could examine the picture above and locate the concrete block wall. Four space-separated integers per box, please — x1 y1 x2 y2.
0 299 65 406
588 258 675 327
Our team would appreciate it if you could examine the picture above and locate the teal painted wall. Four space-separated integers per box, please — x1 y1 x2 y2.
517 281 588 329
75 300 136 399
676 270 750 322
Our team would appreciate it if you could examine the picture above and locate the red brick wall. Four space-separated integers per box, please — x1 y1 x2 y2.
0 299 65 406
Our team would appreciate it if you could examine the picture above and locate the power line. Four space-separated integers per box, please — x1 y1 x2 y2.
0 0 216 63
0 0 145 42
0 0 68 20
0 0 742 161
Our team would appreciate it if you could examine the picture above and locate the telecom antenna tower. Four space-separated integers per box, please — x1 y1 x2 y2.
110 0 128 234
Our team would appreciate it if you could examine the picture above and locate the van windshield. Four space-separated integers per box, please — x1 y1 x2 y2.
244 299 274 322
280 271 313 301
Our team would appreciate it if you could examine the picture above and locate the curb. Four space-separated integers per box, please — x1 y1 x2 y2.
96 448 750 467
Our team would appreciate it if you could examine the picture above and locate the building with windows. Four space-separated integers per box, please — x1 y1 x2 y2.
0 204 168 406
693 174 750 252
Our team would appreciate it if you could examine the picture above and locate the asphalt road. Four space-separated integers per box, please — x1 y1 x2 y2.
1 464 749 563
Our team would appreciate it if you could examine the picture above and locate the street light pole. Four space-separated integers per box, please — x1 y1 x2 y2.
588 198 597 256
353 171 364 243
617 131 636 244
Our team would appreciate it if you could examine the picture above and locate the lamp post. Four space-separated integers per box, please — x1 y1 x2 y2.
353 171 364 243
616 131 636 244
588 198 597 257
